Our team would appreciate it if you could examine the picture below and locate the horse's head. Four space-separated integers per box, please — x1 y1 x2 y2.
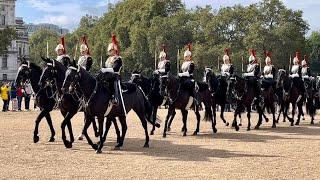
228 75 245 100
276 69 287 89
62 60 81 94
15 58 31 86
130 70 142 84
304 79 315 99
39 57 58 88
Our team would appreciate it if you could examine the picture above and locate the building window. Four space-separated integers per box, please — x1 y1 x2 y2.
0 5 4 11
2 56 7 69
2 74 7 81
0 15 5 26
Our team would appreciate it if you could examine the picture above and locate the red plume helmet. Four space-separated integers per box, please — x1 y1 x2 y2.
81 36 90 55
266 51 271 58
161 44 166 53
249 49 256 57
60 36 66 54
111 33 120 56
304 54 308 61
187 43 192 51
295 51 301 63
224 48 230 56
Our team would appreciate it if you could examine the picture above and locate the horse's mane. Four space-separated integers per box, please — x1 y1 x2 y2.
29 62 42 73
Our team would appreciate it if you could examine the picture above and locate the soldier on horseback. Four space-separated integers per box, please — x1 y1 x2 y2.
261 51 276 91
243 49 261 102
178 43 200 105
100 34 123 106
155 44 170 76
55 37 70 67
289 51 304 101
221 48 234 77
301 55 312 80
78 36 93 71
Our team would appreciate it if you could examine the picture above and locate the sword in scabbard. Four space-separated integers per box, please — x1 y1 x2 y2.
117 79 127 117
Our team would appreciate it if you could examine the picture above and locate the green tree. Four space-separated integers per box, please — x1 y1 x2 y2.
0 27 17 56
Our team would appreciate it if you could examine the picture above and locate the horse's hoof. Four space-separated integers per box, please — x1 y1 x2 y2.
183 133 187 137
283 120 286 122
193 131 198 136
213 128 217 133
235 126 240 131
295 122 300 126
167 127 171 132
150 131 154 135
117 138 121 144
239 123 242 126
33 135 39 143
114 146 121 150
265 118 269 123
48 137 55 142
290 123 294 126
143 144 149 148
247 127 251 131
181 128 184 132
311 121 314 125
96 149 102 154
302 117 305 121
92 144 98 150
94 133 99 138
77 135 84 141
276 120 279 124
163 134 167 138
254 126 259 130
272 124 276 128
225 122 229 126
155 123 161 128
64 141 73 149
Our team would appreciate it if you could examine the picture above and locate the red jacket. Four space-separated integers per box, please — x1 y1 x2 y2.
17 87 23 97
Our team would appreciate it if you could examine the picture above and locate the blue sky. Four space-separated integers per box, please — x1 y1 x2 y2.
16 0 320 33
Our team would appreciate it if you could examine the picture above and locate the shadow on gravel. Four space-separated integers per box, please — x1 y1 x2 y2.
257 125 320 136
105 138 280 162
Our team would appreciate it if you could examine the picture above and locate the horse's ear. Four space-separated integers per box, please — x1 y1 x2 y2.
72 59 77 67
138 69 142 74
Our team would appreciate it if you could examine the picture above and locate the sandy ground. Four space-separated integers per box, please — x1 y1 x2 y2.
1 100 320 179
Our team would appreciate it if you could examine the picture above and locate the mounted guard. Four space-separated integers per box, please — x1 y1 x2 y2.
178 43 200 105
154 44 170 76
78 36 93 71
261 51 276 91
301 55 312 80
55 36 70 67
289 51 305 101
221 48 234 77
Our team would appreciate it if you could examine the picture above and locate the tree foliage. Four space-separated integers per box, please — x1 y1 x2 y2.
0 27 17 56
29 0 314 79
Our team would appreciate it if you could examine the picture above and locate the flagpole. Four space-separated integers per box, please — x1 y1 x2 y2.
74 43 78 60
289 54 292 72
217 56 220 72
241 56 244 73
46 41 49 58
154 48 157 70
100 46 103 68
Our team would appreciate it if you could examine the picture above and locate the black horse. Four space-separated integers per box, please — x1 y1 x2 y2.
38 58 117 148
15 59 57 143
303 77 316 125
203 67 231 126
159 74 202 137
227 75 263 131
130 70 164 135
63 62 159 153
276 69 304 126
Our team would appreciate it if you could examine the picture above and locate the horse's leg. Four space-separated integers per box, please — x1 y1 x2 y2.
193 106 201 135
92 118 99 137
96 115 105 154
97 117 113 153
112 118 121 143
167 110 176 132
115 116 127 149
150 106 157 135
296 103 303 126
181 109 188 136
290 103 295 126
61 112 75 148
33 110 47 143
255 105 264 130
136 112 150 148
246 105 251 131
232 106 240 131
163 107 172 138
44 112 55 142
262 106 269 123
271 105 276 128
239 113 242 126
220 103 229 126
82 113 98 151
78 115 86 140
212 103 217 133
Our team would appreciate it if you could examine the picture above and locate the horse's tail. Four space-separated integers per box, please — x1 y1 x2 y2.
139 87 161 128
203 105 213 122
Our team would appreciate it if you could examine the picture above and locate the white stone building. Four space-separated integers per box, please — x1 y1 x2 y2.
0 0 29 81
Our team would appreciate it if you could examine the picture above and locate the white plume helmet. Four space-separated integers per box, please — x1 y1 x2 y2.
265 57 271 65
223 55 230 64
80 44 88 52
184 43 192 58
159 51 167 59
107 43 116 52
55 44 64 52
301 59 307 66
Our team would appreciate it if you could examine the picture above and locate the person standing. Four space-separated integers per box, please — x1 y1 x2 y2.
1 83 9 112
24 80 33 111
10 83 18 111
17 85 23 111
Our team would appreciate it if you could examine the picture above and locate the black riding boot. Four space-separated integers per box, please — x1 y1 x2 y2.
113 80 120 106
